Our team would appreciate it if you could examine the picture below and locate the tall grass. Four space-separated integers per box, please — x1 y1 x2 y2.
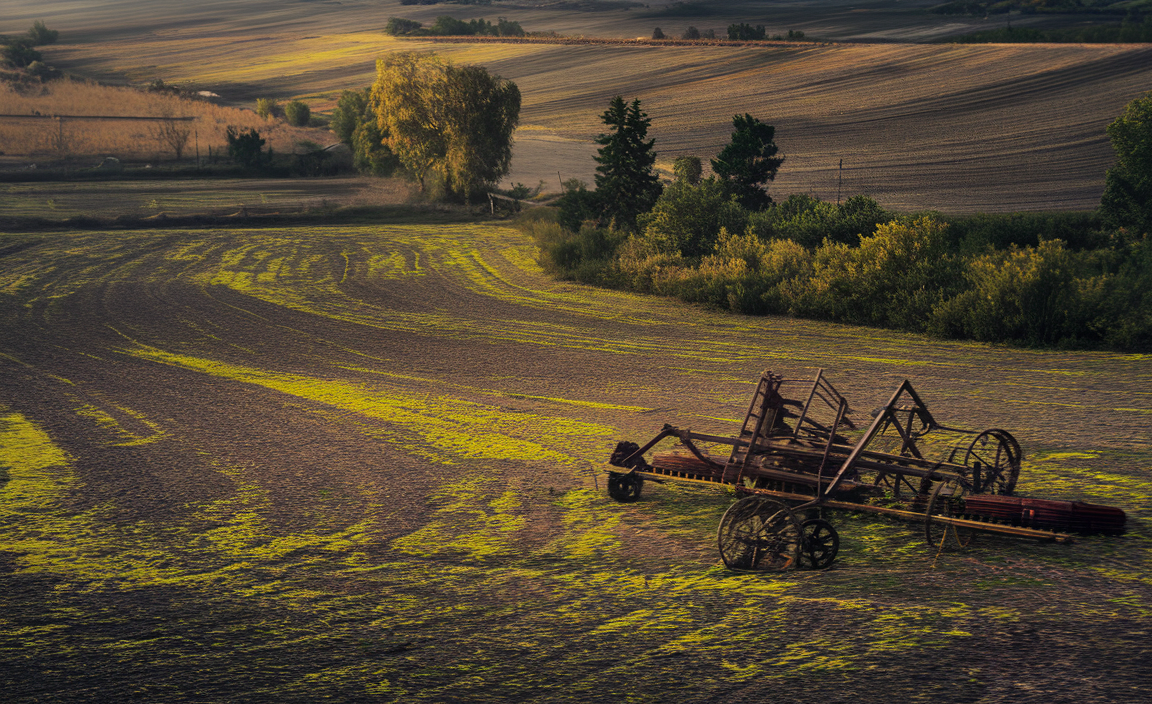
0 79 329 160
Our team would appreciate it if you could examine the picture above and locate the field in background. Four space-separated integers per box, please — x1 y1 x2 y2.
0 79 333 161
4 2 1151 212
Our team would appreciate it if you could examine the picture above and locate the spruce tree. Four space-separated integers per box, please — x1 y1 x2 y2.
712 113 784 211
593 96 662 231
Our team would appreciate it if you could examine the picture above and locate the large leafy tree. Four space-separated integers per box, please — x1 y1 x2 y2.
594 96 662 231
437 63 521 199
370 52 519 199
711 113 784 211
1100 91 1152 233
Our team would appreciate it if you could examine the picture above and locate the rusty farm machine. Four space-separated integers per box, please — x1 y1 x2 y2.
605 370 1125 571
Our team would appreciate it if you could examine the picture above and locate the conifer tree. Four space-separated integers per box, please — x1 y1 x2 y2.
594 96 662 231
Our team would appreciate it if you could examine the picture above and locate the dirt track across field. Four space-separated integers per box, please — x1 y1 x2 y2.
1 221 1150 701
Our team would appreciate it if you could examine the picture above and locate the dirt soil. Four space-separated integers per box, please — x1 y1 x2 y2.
1 220 1149 701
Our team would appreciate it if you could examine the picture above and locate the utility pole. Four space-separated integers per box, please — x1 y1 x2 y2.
837 158 843 206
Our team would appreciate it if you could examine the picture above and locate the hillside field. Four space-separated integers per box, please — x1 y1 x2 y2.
4 1 1152 211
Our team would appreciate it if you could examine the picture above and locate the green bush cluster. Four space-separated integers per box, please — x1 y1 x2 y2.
2 21 58 68
947 15 1152 43
385 16 525 37
284 100 311 127
530 207 1152 349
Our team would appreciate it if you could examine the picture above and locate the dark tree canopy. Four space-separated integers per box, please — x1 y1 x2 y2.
711 113 784 211
226 127 267 169
594 96 662 231
1100 91 1152 233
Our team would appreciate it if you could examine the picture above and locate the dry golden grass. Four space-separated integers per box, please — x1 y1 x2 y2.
0 79 333 159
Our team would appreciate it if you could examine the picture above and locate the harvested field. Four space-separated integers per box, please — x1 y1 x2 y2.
0 177 411 219
1 221 1150 701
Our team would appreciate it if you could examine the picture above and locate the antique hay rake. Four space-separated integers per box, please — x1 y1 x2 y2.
605 370 1125 571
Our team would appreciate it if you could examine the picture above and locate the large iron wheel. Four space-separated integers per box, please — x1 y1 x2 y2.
965 429 1021 496
924 477 976 551
799 518 839 570
717 496 801 571
607 472 643 503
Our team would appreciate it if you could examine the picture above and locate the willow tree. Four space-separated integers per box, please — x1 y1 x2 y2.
370 52 520 199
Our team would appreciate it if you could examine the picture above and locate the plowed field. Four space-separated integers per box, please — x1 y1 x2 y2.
5 1 1152 212
2 223 1150 701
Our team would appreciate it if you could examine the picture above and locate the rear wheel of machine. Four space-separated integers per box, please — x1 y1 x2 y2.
717 496 801 571
965 430 1021 496
799 518 839 570
924 477 976 551
607 472 643 503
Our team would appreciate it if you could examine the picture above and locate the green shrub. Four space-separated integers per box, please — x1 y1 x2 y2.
28 21 58 46
2 38 41 68
946 211 1105 254
637 178 747 257
523 207 624 282
556 181 601 232
226 126 267 169
385 18 424 36
749 194 890 247
284 100 311 127
255 98 279 119
788 216 958 329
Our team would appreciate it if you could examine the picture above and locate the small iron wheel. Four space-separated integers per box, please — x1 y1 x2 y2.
924 476 976 551
717 496 801 571
607 472 643 503
965 429 1021 496
799 518 839 570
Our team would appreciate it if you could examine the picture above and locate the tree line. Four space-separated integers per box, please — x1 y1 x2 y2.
385 16 525 37
523 93 1152 351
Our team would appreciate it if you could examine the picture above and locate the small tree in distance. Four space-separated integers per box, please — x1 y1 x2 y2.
28 21 59 45
652 27 665 39
682 26 700 40
673 155 703 185
285 100 311 127
255 98 279 119
154 115 191 160
227 126 266 169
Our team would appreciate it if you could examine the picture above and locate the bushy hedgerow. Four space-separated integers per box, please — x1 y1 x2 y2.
525 195 1152 350
749 194 892 247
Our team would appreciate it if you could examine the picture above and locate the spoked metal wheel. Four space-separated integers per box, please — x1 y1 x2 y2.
965 429 1021 496
799 518 839 570
924 477 976 551
717 496 802 571
607 472 643 503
